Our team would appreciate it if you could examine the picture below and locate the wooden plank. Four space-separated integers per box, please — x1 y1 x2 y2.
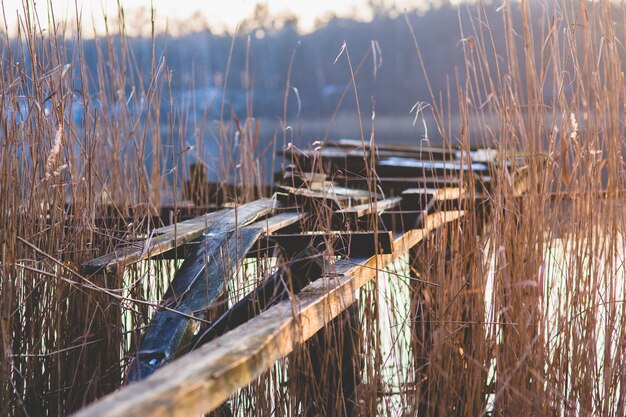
282 149 487 179
71 210 463 417
262 231 394 258
335 196 402 217
376 157 490 177
125 211 306 381
277 185 373 210
158 211 308 260
126 212 309 381
329 139 457 160
125 225 266 382
339 175 466 193
191 247 325 348
333 196 402 229
82 199 276 275
401 187 466 212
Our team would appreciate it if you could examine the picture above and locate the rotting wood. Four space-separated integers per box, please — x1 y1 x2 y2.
277 185 374 210
191 247 325 349
71 210 463 417
125 202 284 382
400 187 467 214
158 211 308 260
333 196 402 229
259 231 394 258
81 199 276 275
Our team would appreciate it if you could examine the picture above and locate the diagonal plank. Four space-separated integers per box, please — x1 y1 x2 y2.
82 198 276 275
72 210 463 417
125 210 307 382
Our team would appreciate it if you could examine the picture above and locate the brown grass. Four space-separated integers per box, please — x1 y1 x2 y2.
1 1 625 416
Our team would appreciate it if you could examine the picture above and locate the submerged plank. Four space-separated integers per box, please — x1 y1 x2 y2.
72 210 463 417
82 199 276 275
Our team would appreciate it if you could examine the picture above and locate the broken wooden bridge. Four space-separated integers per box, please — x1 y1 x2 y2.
75 139 531 417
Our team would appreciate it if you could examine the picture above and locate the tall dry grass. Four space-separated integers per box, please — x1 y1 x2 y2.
0 2 264 415
398 1 626 416
1 0 625 417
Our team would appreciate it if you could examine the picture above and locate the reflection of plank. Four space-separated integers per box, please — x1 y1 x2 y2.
72 210 463 417
82 199 276 275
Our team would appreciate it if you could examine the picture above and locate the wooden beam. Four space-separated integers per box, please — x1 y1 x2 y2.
157 211 308 260
81 199 276 275
126 210 278 382
333 196 402 229
328 139 458 160
71 210 463 417
276 185 374 212
261 231 394 258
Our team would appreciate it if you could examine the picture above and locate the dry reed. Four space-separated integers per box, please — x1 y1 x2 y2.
1 1 625 417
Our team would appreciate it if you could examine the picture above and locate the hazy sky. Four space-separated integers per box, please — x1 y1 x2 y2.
0 0 463 35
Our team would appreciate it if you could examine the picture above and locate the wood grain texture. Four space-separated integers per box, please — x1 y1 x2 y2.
82 199 277 275
72 210 464 417
126 211 307 382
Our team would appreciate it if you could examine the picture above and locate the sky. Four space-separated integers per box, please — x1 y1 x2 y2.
0 0 460 35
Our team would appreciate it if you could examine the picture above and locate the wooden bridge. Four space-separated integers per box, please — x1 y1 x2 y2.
74 139 531 417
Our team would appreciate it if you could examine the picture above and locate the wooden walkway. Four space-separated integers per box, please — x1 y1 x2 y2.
74 140 530 417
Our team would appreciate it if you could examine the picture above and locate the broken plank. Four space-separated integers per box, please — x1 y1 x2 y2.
158 211 309 260
191 247 325 348
125 225 266 382
71 210 464 417
400 187 466 212
332 196 402 229
277 185 373 210
260 231 393 258
82 198 276 275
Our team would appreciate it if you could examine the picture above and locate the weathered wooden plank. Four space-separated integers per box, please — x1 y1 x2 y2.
283 149 485 179
82 199 276 275
277 185 374 210
339 175 466 193
125 211 307 381
335 196 402 217
401 187 466 212
264 231 394 258
71 210 463 417
376 157 490 177
125 225 265 383
191 247 325 349
329 138 457 160
158 211 308 260
333 196 402 229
